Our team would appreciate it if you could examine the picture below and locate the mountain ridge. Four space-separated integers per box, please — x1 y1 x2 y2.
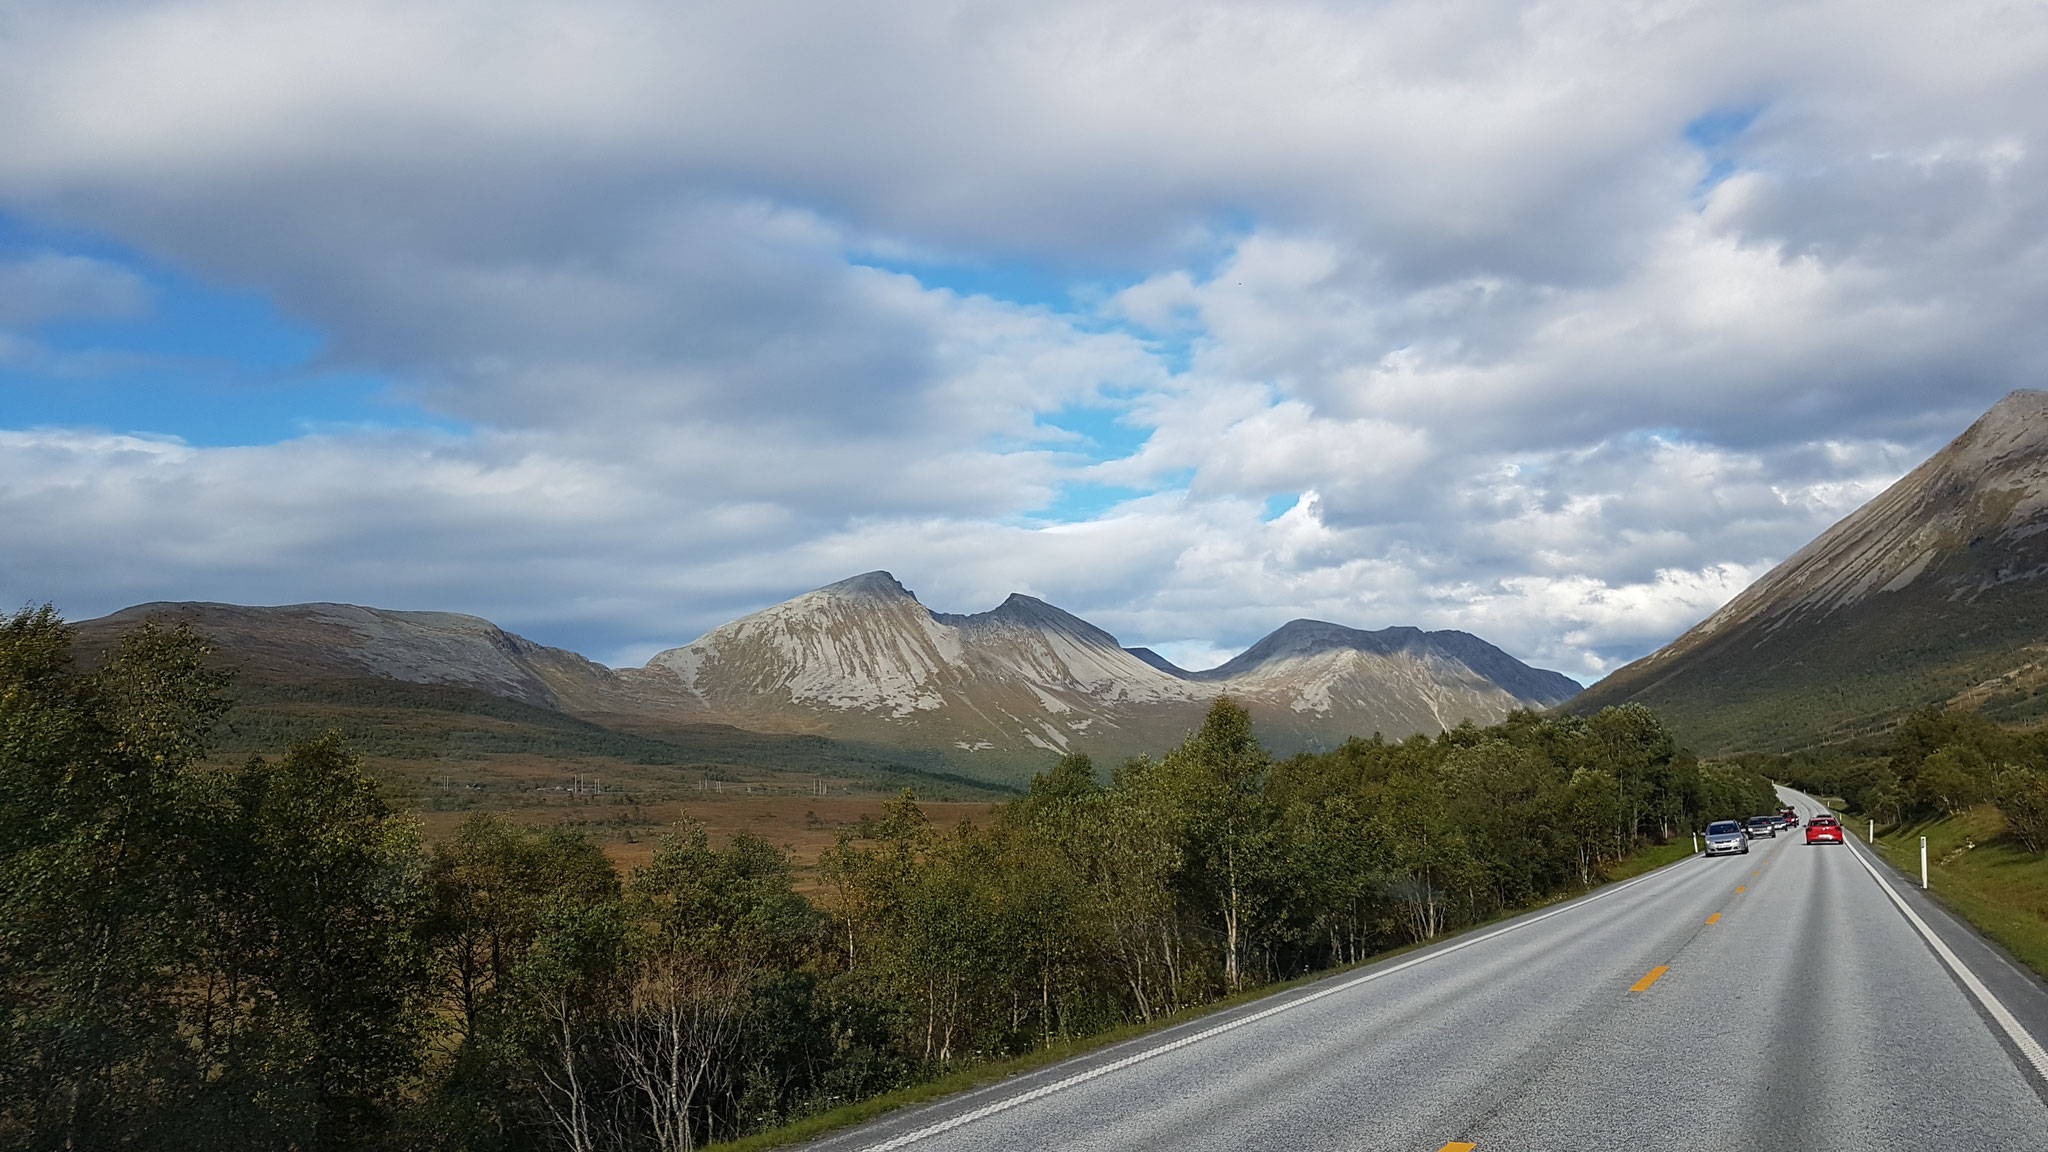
642 572 1580 768
1570 389 2048 752
75 576 1579 780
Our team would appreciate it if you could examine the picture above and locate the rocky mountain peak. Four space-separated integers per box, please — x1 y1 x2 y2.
1956 389 2048 468
816 570 917 602
1203 620 1417 678
634 573 1578 763
1194 618 1580 708
935 592 1122 647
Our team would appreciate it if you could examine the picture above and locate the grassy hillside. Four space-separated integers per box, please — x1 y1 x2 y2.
215 676 1018 801
1572 573 2048 755
1860 805 2048 979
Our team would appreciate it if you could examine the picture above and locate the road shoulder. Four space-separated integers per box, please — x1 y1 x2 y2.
1845 832 2048 1096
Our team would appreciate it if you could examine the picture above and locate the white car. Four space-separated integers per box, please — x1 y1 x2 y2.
1703 820 1750 856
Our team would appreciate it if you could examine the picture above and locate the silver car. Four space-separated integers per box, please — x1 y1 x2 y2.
1745 815 1779 839
1703 820 1750 856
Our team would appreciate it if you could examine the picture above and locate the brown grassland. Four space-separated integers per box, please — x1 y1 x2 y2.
361 749 998 885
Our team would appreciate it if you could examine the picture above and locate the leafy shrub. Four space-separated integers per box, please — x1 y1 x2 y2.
1994 768 2048 853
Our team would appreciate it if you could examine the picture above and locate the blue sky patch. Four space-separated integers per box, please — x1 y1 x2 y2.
1033 399 1153 463
3 369 461 445
1684 104 1764 197
0 214 458 445
1031 480 1153 523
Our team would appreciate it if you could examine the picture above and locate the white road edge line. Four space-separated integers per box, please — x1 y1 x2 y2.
847 862 1687 1152
1844 837 2048 1084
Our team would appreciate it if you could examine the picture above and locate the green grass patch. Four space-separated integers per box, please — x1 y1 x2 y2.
1604 837 1698 882
213 677 1019 799
702 836 1692 1151
1861 805 2048 980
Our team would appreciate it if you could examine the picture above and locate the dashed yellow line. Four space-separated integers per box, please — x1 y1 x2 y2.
1437 1144 1477 1152
1736 885 1747 893
1629 965 1670 992
1706 913 1721 924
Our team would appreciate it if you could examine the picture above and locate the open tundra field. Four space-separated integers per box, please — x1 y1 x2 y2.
189 669 1019 878
195 677 1013 880
409 783 997 880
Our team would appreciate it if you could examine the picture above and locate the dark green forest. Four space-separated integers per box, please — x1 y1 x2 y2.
0 608 1776 1151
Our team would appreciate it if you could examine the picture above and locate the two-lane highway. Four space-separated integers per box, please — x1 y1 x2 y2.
804 791 2048 1151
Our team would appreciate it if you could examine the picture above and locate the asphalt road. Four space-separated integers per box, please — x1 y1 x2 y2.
803 789 2048 1152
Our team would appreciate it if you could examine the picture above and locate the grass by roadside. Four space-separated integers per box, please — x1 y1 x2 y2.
1845 803 2048 980
702 835 1697 1152
1604 837 1699 882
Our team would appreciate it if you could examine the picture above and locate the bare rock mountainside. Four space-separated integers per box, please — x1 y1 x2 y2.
70 601 989 790
640 571 1578 767
73 601 622 712
1574 389 2048 753
74 578 1577 781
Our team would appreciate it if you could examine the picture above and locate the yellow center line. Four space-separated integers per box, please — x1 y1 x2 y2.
1706 913 1721 924
1629 965 1670 992
1736 885 1746 893
1437 1144 1478 1152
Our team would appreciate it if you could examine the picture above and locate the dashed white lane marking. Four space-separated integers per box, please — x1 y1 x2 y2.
846 865 1685 1151
1844 837 2048 1085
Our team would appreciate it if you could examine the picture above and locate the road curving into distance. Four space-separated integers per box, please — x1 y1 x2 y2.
800 789 2048 1152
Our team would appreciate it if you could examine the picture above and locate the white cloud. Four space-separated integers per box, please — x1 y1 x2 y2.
0 0 2044 686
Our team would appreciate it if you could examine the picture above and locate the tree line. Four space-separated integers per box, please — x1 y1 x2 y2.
0 608 1775 1150
1763 706 2048 852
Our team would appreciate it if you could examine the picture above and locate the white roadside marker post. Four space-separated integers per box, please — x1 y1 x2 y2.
1921 836 1929 890
1692 833 1699 855
1869 818 1875 843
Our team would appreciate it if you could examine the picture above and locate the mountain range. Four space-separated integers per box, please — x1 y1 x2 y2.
76 390 2048 772
638 571 1579 766
76 575 1580 781
1573 389 2048 752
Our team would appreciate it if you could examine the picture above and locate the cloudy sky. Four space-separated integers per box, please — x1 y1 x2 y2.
1 0 2042 681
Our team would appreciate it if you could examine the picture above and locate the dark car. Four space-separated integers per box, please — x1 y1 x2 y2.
1703 820 1750 856
1745 816 1779 839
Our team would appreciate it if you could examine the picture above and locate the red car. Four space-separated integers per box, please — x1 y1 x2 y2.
1806 815 1845 844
